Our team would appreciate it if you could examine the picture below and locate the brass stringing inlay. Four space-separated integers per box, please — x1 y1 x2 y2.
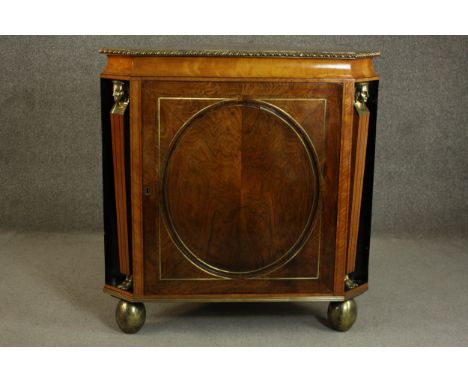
157 97 325 281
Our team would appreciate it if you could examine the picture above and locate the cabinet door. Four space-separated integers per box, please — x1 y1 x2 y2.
142 80 343 296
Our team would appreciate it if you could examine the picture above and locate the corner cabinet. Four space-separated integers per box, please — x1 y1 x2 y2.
99 48 380 333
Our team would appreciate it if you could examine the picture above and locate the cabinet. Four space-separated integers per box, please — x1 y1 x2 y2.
99 48 380 333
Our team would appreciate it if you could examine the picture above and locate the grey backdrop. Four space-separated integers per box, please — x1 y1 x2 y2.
0 36 467 235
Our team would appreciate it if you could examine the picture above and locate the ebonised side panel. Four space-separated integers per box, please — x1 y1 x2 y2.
351 80 379 284
101 79 132 285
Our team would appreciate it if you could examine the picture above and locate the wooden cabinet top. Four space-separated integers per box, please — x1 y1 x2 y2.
100 47 380 81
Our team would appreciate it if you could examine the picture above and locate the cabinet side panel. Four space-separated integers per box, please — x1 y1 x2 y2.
101 79 121 285
124 89 133 275
351 80 379 283
101 78 133 285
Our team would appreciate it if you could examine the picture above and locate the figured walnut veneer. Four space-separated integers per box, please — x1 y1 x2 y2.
100 50 379 302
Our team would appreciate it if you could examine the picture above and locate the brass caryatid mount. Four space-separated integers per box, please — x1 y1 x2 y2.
344 274 359 290
354 82 370 113
111 80 129 115
117 275 133 291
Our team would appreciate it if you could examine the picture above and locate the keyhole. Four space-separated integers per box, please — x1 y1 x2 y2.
144 186 151 196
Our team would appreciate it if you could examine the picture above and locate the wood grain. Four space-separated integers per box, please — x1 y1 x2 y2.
130 80 144 294
333 81 355 294
346 101 370 273
142 80 342 295
102 56 379 81
163 100 318 277
110 112 130 275
100 53 379 301
103 284 345 302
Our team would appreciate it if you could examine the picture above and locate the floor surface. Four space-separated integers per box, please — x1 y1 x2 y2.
0 231 467 346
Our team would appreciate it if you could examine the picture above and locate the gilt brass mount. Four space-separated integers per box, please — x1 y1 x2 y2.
344 274 358 290
111 80 129 115
354 82 370 113
117 275 133 291
100 47 381 59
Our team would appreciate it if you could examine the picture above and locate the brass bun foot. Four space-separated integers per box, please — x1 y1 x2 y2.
115 300 146 334
327 298 357 332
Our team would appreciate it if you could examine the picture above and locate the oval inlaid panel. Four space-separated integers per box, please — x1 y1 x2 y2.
162 100 319 278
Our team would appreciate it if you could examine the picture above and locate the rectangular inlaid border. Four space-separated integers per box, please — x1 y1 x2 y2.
156 96 326 281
